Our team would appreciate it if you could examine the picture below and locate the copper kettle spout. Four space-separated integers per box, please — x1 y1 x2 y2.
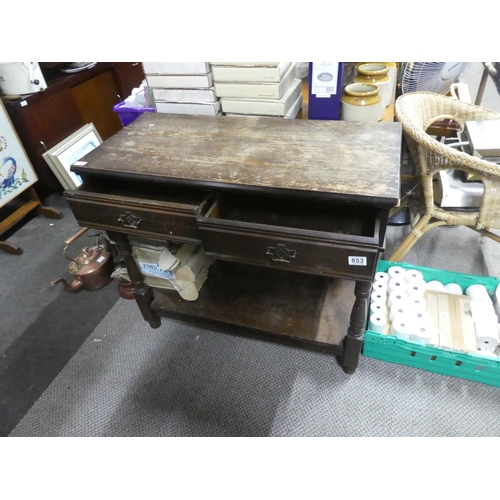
51 277 84 292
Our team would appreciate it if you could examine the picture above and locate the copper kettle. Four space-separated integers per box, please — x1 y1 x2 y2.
51 227 114 292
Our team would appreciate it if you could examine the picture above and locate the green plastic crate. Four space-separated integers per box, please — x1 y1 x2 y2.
362 260 500 387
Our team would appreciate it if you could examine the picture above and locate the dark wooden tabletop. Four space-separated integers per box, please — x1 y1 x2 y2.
73 113 402 206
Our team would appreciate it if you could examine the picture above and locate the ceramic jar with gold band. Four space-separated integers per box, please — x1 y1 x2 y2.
354 63 390 118
373 62 397 104
341 83 381 122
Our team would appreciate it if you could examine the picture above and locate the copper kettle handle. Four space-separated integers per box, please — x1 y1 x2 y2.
63 227 94 267
65 227 90 246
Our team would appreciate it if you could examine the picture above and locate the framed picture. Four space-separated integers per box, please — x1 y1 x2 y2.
42 123 103 190
0 100 38 208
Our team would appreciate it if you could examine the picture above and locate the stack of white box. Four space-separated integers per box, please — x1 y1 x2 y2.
143 62 221 116
210 62 303 118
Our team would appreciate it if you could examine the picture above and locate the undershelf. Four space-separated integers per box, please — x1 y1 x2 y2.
151 260 355 351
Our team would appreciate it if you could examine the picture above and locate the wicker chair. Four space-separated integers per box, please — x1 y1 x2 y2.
389 91 500 262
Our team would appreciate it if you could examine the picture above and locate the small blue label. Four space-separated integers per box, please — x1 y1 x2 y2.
139 261 175 279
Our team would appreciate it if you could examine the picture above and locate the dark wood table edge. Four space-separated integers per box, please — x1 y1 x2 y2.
74 170 400 209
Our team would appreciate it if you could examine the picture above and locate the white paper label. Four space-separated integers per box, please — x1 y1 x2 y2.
20 100 28 107
348 256 367 266
96 256 105 263
139 261 175 280
311 62 339 97
439 312 449 322
73 161 87 166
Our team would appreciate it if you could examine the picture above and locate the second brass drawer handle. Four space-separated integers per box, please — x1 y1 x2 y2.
118 212 142 229
266 244 297 263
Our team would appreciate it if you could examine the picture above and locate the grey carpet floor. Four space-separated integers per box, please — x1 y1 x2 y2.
0 193 119 436
0 193 118 355
9 223 500 437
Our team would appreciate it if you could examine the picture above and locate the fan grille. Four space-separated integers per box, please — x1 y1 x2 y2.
401 62 470 94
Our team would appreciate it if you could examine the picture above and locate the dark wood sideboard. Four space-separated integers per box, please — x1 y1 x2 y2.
65 113 402 374
1 62 145 196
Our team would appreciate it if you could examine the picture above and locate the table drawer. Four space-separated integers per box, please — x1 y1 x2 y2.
197 194 382 279
66 183 212 243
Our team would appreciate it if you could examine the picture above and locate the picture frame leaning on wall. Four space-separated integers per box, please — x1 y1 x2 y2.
42 123 103 191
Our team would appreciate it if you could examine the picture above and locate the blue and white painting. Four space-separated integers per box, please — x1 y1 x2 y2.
0 102 38 208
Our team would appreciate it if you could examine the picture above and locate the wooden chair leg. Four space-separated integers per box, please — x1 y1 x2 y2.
388 213 432 262
36 205 62 219
0 240 23 255
471 228 500 244
389 215 450 261
26 188 63 219
407 183 424 228
0 187 62 255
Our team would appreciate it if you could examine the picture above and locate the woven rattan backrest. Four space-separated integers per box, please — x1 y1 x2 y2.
395 92 500 178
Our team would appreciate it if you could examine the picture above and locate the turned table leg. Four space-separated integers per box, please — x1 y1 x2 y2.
107 231 161 329
341 280 371 374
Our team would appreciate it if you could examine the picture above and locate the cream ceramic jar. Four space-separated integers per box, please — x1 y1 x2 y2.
373 62 397 104
354 63 390 112
341 83 380 122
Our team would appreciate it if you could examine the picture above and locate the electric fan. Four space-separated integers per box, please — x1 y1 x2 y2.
400 62 470 94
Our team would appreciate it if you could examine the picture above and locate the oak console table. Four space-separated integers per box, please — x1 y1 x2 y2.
66 113 402 374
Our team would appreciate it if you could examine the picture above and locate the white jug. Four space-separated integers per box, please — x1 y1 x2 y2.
0 62 47 95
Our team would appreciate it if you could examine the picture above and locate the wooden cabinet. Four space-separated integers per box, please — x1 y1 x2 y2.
1 62 145 196
113 62 145 100
71 69 123 142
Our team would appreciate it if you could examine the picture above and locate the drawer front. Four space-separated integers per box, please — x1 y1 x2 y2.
67 197 202 243
199 226 378 279
197 194 381 279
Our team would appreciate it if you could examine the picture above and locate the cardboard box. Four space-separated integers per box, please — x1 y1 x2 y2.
155 100 221 116
142 62 210 74
284 93 302 119
210 62 280 67
152 87 217 103
212 62 293 83
464 120 500 157
214 62 295 99
224 94 302 119
122 238 214 301
220 78 302 116
146 73 213 89
308 62 343 120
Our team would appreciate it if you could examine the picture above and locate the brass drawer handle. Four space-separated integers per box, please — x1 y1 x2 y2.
118 212 142 229
266 244 297 263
